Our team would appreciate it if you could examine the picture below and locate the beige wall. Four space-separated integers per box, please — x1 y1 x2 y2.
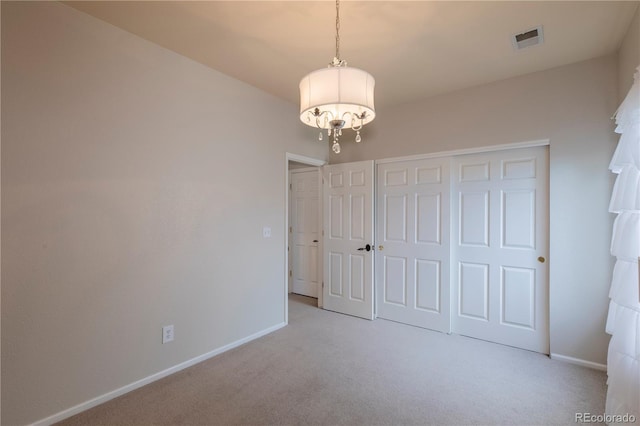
333 55 619 367
1 1 630 423
1 2 327 424
618 4 640 100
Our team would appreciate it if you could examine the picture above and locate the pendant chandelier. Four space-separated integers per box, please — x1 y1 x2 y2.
299 0 375 154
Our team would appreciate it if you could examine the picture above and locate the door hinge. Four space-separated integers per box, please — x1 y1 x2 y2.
322 281 325 288
289 183 292 190
289 226 292 233
289 270 292 277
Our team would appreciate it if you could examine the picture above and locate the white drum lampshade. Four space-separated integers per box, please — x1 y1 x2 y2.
298 0 376 154
299 66 375 129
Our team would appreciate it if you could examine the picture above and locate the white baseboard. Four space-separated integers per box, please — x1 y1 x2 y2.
32 322 287 426
550 353 607 372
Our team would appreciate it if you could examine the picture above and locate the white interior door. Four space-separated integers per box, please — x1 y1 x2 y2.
323 161 375 320
376 158 451 332
290 169 321 298
451 146 549 353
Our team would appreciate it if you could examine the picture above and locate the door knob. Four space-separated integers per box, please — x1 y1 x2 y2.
537 256 546 263
357 244 372 252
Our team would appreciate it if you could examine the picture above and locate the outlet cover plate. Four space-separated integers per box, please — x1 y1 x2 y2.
162 325 174 344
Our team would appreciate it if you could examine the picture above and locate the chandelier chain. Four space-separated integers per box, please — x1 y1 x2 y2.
335 0 340 60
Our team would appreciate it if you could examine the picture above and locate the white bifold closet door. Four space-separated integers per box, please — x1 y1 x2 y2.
323 147 548 354
451 146 549 354
376 158 451 332
374 146 548 353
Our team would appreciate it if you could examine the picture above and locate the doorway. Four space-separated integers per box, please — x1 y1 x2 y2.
289 167 321 298
285 153 325 320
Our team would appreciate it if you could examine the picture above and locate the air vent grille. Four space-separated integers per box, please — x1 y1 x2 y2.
512 26 544 50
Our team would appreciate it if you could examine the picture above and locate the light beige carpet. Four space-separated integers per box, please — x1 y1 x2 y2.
59 294 607 425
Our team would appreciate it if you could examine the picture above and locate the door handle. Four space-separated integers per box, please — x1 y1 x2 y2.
313 240 319 243
537 256 546 263
357 244 372 252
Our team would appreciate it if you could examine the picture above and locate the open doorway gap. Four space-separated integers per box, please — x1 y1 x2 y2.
284 153 326 325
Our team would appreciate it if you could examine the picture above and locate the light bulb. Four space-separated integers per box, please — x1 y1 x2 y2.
332 142 341 154
318 132 323 141
355 131 362 143
328 129 332 136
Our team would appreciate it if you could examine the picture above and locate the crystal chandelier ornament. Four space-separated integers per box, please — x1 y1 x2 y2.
299 0 375 154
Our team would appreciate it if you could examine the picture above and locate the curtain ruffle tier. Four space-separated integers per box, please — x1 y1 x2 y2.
606 65 640 423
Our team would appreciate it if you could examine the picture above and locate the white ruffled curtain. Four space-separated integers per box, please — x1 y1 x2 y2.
606 65 640 422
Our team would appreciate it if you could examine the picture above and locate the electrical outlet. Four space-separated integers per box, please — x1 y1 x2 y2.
263 226 271 238
162 325 174 344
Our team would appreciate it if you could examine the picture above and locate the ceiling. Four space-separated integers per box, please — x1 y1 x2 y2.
66 1 638 109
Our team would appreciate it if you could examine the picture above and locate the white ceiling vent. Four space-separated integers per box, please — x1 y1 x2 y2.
512 26 544 50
